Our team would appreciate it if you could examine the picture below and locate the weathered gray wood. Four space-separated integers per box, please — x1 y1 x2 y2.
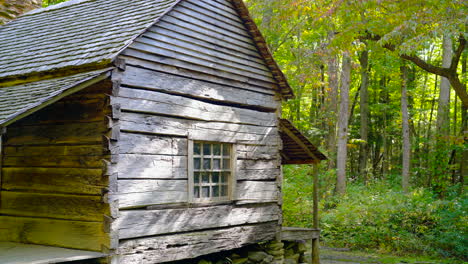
135 37 273 79
121 66 277 109
1 167 105 195
238 159 279 170
237 168 280 180
3 145 105 157
3 153 104 168
122 49 277 90
120 56 277 94
152 21 263 61
116 179 188 208
128 42 275 85
0 216 108 251
115 97 277 129
118 114 277 146
0 191 106 221
115 203 280 239
117 154 186 179
147 25 265 65
117 223 277 263
0 242 107 264
236 181 279 203
185 0 244 26
281 227 320 240
203 0 239 16
119 133 186 155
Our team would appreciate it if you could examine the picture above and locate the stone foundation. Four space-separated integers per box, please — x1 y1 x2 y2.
167 240 313 264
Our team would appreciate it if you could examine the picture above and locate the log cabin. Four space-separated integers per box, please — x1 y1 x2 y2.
0 0 327 263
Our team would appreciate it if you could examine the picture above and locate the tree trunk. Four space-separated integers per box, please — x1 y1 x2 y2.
336 53 351 195
358 50 370 182
401 65 411 192
0 0 41 25
436 35 453 137
327 56 339 170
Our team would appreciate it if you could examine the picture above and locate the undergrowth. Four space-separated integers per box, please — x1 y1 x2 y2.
282 165 467 261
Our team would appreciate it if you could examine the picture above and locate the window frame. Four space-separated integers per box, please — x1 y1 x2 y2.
188 140 237 203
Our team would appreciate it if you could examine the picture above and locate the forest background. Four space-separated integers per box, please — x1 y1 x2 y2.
14 0 468 262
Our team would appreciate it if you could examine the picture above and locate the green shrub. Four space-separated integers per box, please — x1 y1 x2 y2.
282 165 467 260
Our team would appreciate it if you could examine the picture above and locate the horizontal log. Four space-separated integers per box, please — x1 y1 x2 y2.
116 179 188 209
3 154 104 168
123 48 277 90
121 66 277 110
236 181 279 204
117 154 186 179
1 167 105 195
5 122 105 145
119 132 186 155
117 222 277 263
118 112 278 144
120 55 276 95
0 216 108 251
115 203 280 239
4 145 105 157
0 191 107 221
237 168 280 180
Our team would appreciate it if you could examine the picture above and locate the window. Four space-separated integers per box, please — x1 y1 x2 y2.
188 141 235 203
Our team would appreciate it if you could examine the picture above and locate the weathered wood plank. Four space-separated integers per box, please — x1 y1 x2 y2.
281 227 320 241
115 203 280 239
120 55 276 94
117 223 277 263
121 66 277 110
237 168 280 180
128 42 275 85
236 181 279 204
4 145 104 157
120 110 277 136
5 122 105 145
119 133 185 155
1 167 105 195
115 95 277 129
3 154 104 168
122 48 277 90
0 216 108 251
184 0 244 26
135 37 273 79
116 179 188 208
117 154 186 180
152 20 263 61
147 25 265 65
0 191 107 221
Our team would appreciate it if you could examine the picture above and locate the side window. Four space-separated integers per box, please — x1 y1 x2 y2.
188 141 236 203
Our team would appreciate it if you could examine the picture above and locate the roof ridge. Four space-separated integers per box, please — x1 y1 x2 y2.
24 0 95 16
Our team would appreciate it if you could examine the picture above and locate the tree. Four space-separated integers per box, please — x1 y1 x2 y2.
358 49 370 181
401 64 411 192
336 53 351 195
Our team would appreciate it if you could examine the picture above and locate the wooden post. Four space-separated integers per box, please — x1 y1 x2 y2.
311 163 320 264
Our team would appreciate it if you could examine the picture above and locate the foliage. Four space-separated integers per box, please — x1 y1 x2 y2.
42 0 67 7
282 165 467 260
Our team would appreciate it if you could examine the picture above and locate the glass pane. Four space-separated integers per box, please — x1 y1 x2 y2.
213 186 219 197
223 158 230 169
223 144 230 156
194 143 201 155
194 172 200 183
221 185 228 196
221 172 229 183
203 143 211 155
194 158 201 170
212 172 219 183
202 186 210 198
194 187 200 198
213 159 221 170
203 159 211 170
202 173 210 183
213 144 221 155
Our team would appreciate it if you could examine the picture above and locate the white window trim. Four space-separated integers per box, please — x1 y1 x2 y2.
188 140 237 203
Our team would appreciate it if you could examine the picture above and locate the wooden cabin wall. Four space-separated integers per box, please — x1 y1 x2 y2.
0 80 114 252
112 0 283 262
